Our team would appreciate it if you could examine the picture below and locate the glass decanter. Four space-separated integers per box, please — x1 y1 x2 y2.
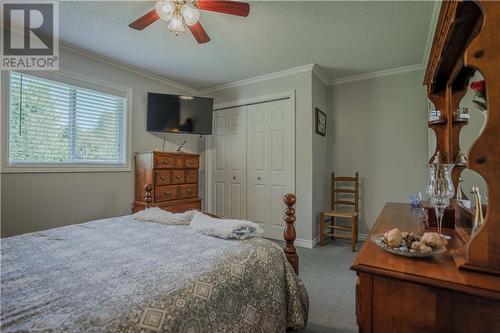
427 163 455 239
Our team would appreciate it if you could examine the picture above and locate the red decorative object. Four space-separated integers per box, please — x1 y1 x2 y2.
470 80 487 111
470 80 486 91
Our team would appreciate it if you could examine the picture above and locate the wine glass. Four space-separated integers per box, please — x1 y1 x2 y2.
427 163 455 239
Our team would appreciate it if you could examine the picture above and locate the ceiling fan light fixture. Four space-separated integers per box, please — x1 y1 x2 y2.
168 13 185 34
155 0 175 21
181 3 200 26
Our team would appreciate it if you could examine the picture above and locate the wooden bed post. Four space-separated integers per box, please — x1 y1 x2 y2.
283 193 299 274
144 184 153 209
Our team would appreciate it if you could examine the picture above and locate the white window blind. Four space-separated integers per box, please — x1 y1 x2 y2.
9 72 127 166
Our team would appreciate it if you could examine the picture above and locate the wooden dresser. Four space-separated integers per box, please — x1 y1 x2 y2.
133 151 201 213
352 203 500 333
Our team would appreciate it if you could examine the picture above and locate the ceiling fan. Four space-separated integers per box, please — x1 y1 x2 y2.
129 0 250 44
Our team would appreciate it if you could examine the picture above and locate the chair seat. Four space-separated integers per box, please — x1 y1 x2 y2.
322 210 358 218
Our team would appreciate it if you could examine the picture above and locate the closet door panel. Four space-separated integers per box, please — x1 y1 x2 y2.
211 107 246 219
271 130 285 171
215 182 225 216
271 185 288 235
269 100 292 185
247 183 268 227
268 100 292 239
230 183 242 218
212 112 228 216
246 100 292 240
246 104 270 231
227 108 246 219
215 135 225 171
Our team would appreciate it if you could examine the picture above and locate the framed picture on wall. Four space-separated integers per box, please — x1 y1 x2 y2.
315 108 326 136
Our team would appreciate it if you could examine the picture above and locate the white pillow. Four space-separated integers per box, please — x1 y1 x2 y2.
133 207 197 225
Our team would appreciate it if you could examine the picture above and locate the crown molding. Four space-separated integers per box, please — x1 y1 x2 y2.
197 64 315 94
60 42 196 94
330 64 425 85
60 33 431 93
422 1 441 68
312 64 330 86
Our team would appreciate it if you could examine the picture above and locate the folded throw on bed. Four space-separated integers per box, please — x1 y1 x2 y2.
133 207 197 225
190 212 264 240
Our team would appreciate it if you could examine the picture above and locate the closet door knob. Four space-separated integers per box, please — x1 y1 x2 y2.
257 177 261 180
233 176 236 180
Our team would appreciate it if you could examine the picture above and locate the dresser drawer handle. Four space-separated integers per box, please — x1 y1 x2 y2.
188 160 193 165
164 192 171 196
162 160 169 165
159 176 166 180
175 175 181 179
189 175 194 179
186 189 192 193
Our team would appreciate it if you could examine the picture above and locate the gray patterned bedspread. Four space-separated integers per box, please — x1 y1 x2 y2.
1 215 308 332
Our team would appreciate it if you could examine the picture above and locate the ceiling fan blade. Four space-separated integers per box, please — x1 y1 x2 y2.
188 22 211 44
197 0 250 17
129 9 160 30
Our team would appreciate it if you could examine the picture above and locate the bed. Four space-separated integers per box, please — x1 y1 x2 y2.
0 193 308 332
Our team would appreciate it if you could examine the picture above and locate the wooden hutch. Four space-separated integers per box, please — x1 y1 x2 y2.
352 1 500 332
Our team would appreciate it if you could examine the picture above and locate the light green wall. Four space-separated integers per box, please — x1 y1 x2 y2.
312 73 329 241
1 48 198 237
328 70 428 234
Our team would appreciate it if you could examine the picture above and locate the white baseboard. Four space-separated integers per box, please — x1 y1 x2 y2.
295 236 319 249
359 233 368 241
295 233 368 249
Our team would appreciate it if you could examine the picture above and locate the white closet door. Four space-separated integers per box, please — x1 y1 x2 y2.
247 99 292 240
211 107 246 219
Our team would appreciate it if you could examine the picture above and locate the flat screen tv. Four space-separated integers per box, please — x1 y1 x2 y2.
147 93 214 135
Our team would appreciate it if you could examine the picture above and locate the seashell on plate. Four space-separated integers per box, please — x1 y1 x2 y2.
383 228 403 248
421 232 447 248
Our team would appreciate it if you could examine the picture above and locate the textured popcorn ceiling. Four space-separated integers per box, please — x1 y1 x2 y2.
56 1 434 90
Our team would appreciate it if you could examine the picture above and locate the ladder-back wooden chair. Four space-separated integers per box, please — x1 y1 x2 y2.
320 172 359 251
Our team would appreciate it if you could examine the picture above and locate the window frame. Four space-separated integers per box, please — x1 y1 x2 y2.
1 70 133 173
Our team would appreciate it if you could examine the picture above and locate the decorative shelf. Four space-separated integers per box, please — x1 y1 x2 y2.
424 1 500 275
452 116 469 124
428 118 447 125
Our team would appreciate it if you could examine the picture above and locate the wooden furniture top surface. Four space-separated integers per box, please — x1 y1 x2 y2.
352 203 500 299
135 151 201 156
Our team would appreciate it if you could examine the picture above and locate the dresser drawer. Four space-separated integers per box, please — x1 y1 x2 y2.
172 170 185 184
155 185 179 202
177 184 198 199
185 171 198 184
155 171 172 185
183 156 199 169
157 199 201 213
154 154 183 169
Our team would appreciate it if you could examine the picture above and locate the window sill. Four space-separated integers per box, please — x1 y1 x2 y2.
1 165 132 174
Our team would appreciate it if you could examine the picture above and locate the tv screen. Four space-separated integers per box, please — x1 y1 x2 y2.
147 93 214 135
